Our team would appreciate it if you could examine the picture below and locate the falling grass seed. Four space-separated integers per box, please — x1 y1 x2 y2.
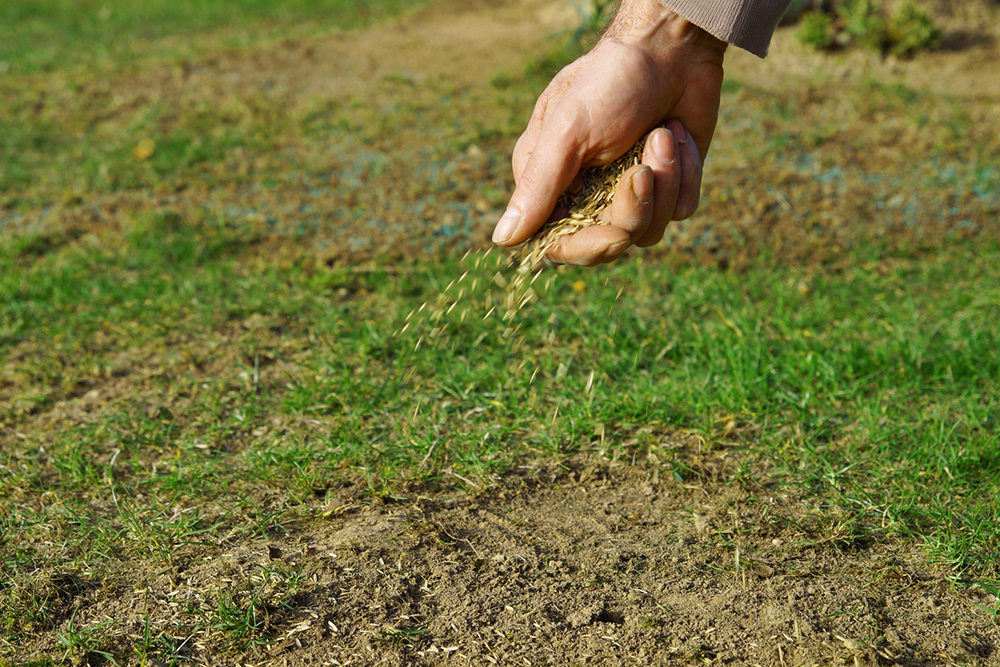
397 129 655 371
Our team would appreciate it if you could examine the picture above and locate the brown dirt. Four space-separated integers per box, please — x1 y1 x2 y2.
128 0 580 100
19 449 1000 666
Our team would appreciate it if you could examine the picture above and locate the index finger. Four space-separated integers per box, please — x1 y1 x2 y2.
492 117 586 247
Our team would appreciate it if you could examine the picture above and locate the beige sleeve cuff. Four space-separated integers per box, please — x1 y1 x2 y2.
654 0 793 57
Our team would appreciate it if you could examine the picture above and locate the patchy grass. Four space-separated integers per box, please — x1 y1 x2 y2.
0 0 437 75
1 0 999 661
3 213 999 572
3 212 1000 658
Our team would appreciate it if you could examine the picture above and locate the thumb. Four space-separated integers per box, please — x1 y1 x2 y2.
493 125 585 247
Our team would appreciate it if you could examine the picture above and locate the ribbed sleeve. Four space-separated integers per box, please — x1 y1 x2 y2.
654 0 793 57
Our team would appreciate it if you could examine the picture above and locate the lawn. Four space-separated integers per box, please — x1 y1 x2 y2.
1 0 999 664
0 0 435 74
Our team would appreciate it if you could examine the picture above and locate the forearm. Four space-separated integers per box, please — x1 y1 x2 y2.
651 0 794 57
607 0 729 65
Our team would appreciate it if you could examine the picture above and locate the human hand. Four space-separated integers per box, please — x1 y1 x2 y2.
492 0 727 265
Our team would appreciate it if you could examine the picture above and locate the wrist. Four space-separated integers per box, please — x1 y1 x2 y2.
605 0 727 66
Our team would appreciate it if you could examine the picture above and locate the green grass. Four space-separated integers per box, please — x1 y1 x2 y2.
0 0 436 74
2 214 999 582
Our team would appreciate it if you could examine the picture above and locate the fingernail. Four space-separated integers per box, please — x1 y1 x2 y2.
492 207 521 244
631 167 653 204
604 239 631 260
651 129 675 164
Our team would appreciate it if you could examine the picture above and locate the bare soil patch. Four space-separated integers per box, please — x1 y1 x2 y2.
16 448 999 665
